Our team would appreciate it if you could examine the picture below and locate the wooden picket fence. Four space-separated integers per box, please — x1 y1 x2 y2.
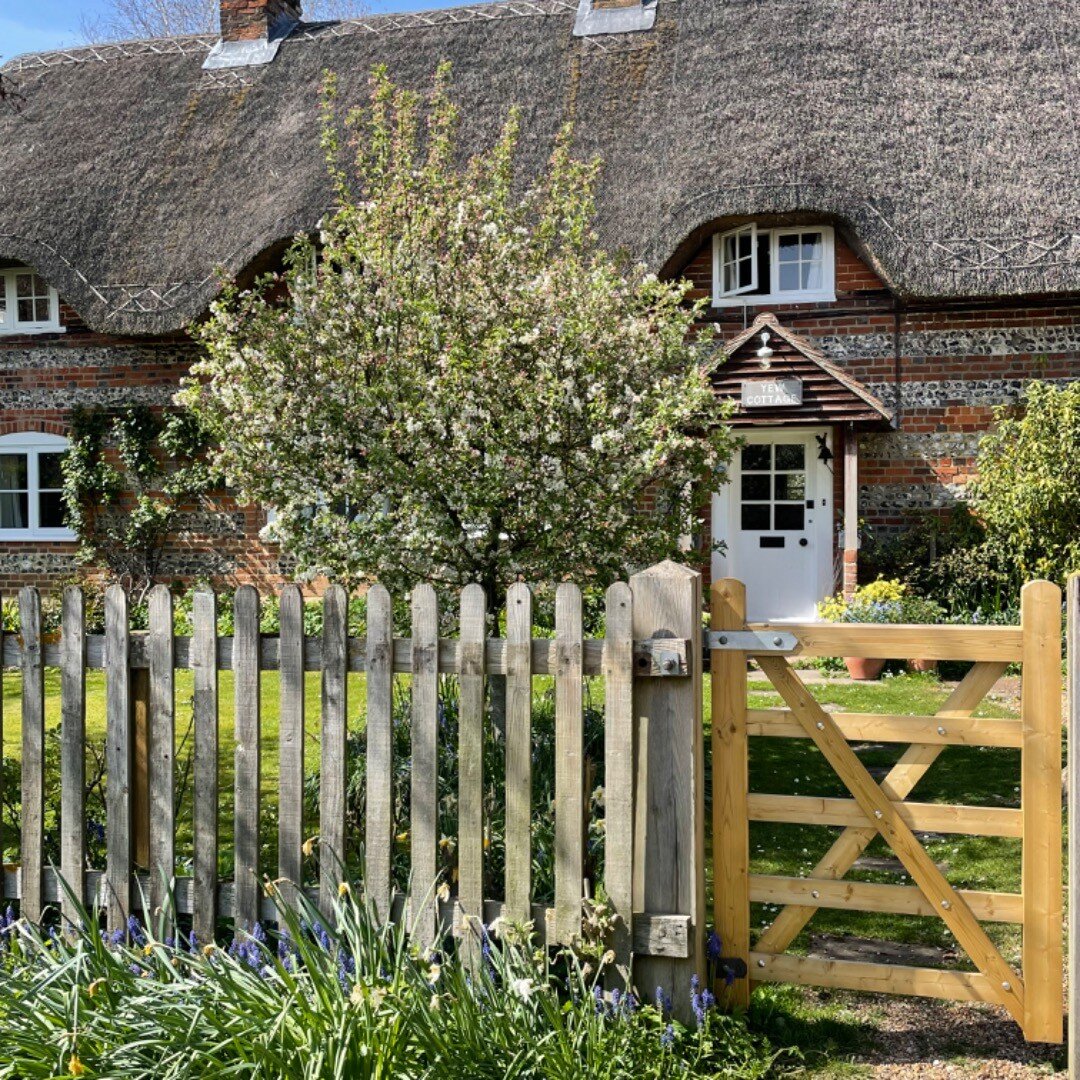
0 561 707 1018
710 578 1064 1044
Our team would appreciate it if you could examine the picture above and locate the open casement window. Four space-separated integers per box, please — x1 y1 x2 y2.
717 224 759 297
0 268 62 334
712 226 836 307
0 433 75 541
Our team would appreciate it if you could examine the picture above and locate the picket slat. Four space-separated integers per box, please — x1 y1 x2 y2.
278 585 306 907
148 585 175 921
233 586 261 933
603 582 634 972
366 585 394 921
20 588 45 925
555 582 584 946
410 584 439 945
105 585 131 932
192 590 219 947
319 585 348 919
505 583 533 924
60 587 86 930
458 584 486 964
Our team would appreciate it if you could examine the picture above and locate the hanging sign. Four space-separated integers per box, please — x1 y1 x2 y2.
741 378 803 408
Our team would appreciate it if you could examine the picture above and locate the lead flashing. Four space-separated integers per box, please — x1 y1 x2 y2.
573 0 657 37
202 17 298 70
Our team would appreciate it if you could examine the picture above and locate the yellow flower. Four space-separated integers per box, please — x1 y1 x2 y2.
87 978 106 999
438 837 452 852
264 881 277 898
436 882 451 902
427 963 441 983
396 830 409 844
483 836 491 851
302 836 317 858
68 1054 86 1076
202 944 216 958
338 882 351 898
143 944 154 956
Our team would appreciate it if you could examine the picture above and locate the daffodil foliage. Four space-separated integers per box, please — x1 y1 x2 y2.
184 65 735 596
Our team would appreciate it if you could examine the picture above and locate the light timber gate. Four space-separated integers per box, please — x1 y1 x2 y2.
710 578 1064 1044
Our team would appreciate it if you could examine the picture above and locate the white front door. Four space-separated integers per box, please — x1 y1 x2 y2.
712 428 833 622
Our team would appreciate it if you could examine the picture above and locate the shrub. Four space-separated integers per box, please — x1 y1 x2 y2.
817 579 943 626
0 886 785 1079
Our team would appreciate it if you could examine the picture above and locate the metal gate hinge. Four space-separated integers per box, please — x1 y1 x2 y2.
708 630 798 654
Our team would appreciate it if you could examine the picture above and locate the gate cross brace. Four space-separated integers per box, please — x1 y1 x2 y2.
755 654 1026 1027
755 660 1008 955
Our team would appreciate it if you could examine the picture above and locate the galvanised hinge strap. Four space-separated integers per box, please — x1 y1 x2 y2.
708 630 799 655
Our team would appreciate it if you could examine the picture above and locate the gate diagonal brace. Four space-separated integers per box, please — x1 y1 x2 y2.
754 654 1027 1028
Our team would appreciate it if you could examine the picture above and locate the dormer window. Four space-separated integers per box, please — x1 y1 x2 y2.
712 225 835 307
0 268 62 334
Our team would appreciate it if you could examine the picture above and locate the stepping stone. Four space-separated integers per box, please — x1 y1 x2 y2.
809 934 957 968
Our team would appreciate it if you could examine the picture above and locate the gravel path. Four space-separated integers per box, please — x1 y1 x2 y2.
797 989 1067 1077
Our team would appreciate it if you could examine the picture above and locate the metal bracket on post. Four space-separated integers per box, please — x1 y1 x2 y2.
708 630 799 654
634 637 692 677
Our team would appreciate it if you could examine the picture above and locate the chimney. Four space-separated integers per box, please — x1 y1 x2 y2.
204 0 300 69
573 0 656 36
220 0 301 42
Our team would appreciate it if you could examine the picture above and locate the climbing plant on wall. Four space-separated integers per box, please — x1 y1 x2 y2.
61 405 221 602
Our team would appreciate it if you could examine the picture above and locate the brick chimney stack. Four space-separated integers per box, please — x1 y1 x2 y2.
220 0 301 41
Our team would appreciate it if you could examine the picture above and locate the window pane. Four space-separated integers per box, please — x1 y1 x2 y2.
742 444 771 471
0 492 28 529
741 474 770 500
778 263 800 292
775 445 805 470
35 298 50 323
801 233 823 260
775 504 806 531
39 452 65 489
802 261 823 290
774 473 806 501
15 273 32 298
17 299 34 323
38 491 65 528
741 504 770 531
0 453 28 490
777 234 800 262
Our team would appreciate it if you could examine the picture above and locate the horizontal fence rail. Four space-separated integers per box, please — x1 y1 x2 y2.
0 564 707 1018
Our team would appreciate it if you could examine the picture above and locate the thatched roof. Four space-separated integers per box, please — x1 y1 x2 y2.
1 0 1076 335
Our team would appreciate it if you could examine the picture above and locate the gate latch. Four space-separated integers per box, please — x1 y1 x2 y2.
708 630 799 655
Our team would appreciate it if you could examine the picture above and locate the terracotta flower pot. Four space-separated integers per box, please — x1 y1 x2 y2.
844 656 886 681
908 658 938 674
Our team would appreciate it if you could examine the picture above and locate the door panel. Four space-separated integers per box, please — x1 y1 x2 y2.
713 430 831 621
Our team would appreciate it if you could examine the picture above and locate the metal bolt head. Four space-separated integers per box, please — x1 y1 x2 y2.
816 721 825 730
773 635 783 647
718 635 729 645
757 959 766 968
662 658 676 673
1002 981 1011 991
874 810 883 819
941 900 951 910
811 890 820 899
937 726 946 736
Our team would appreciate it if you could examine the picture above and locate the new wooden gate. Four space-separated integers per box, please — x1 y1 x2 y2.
710 579 1063 1044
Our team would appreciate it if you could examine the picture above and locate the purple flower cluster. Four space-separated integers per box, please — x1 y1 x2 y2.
0 906 16 952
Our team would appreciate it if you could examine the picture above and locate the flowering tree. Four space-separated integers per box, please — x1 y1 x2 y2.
183 66 735 606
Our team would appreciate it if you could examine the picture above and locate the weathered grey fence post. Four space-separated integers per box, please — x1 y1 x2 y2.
630 560 705 1022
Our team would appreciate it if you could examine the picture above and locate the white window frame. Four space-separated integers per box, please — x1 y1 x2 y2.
0 268 63 335
712 225 836 307
0 432 75 541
